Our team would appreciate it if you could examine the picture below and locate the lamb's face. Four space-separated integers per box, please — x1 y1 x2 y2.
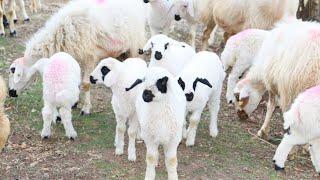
8 59 33 97
234 80 263 120
90 58 118 87
173 0 194 21
143 34 172 61
177 74 213 102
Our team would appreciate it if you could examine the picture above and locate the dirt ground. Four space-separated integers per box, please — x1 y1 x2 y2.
0 1 318 179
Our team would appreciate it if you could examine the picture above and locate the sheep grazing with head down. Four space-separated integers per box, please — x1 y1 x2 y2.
176 51 225 146
90 57 147 161
143 34 196 76
0 76 10 152
221 29 268 104
273 85 320 175
8 0 147 115
9 52 81 139
127 67 186 180
143 0 175 36
234 20 320 139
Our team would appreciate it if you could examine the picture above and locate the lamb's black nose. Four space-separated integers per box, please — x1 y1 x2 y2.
143 0 149 3
175 14 181 21
90 76 97 84
143 90 155 103
9 89 18 97
154 51 162 60
185 92 194 102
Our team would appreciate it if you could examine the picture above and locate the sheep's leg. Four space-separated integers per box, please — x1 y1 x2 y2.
190 24 197 49
310 139 320 174
202 23 215 51
209 87 222 138
273 134 306 170
164 142 179 180
145 143 159 180
186 109 203 146
0 1 5 37
182 118 187 139
81 67 93 115
59 106 77 140
127 114 139 161
16 0 29 21
37 0 41 10
41 102 54 139
30 0 37 13
226 61 250 104
12 1 16 22
257 92 276 139
115 115 126 155
7 0 16 36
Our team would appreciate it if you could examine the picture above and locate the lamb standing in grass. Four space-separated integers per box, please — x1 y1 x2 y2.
143 34 195 76
273 85 320 175
0 76 10 151
221 29 268 104
90 57 147 161
127 67 186 180
9 52 81 139
177 51 225 146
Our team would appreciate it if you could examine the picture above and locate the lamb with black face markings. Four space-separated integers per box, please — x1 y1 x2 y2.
176 51 225 146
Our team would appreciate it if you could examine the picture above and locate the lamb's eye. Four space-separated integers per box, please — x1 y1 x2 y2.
10 67 15 74
183 5 187 8
101 66 110 76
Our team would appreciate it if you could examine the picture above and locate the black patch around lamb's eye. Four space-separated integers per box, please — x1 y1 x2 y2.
178 77 185 90
101 66 110 76
10 67 15 74
156 76 168 93
164 43 169 50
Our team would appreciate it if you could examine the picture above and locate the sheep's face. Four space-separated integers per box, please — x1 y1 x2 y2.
143 34 172 61
173 0 194 21
234 81 263 120
90 58 119 87
8 59 34 97
177 75 212 102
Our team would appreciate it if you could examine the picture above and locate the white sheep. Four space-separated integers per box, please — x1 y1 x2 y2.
273 85 320 175
0 76 10 152
8 0 147 115
9 52 81 139
234 20 320 139
143 34 195 76
127 67 186 180
221 29 268 104
90 57 147 161
143 0 175 36
176 51 225 146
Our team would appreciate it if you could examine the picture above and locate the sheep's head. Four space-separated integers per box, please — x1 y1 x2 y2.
143 34 174 61
90 58 121 87
173 0 194 21
234 79 264 121
176 74 212 102
8 58 35 97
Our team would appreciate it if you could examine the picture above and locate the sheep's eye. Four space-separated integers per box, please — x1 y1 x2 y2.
10 67 15 74
164 43 169 50
101 66 110 76
234 93 240 101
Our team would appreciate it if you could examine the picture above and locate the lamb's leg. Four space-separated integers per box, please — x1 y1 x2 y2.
16 0 29 21
115 115 126 155
202 23 215 51
186 109 203 146
310 139 320 174
145 143 159 180
164 142 179 180
59 106 77 140
127 114 139 161
41 102 54 139
0 1 5 37
208 87 222 138
81 67 93 115
7 0 16 36
257 92 276 139
273 133 305 170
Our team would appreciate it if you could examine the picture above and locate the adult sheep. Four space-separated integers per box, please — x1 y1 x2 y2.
8 0 147 115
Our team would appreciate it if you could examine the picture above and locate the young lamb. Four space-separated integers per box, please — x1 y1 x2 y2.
273 85 320 175
8 0 147 115
144 0 175 36
9 52 81 139
234 20 320 139
173 0 298 49
0 76 10 152
176 51 225 146
90 57 147 161
221 29 269 104
127 67 186 180
143 34 196 76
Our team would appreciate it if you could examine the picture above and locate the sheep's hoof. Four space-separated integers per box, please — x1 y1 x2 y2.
274 164 284 171
69 137 75 141
81 111 90 116
138 49 144 55
42 136 49 139
24 18 30 22
0 33 4 38
13 19 18 24
56 116 62 123
72 102 78 109
10 30 16 37
257 130 269 140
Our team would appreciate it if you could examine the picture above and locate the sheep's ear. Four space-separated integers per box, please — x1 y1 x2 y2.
239 96 249 109
13 66 23 83
187 0 195 18
193 78 212 90
126 79 144 91
156 76 168 93
177 77 185 90
143 39 153 52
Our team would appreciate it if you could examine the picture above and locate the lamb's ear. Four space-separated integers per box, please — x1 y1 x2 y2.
193 78 212 90
177 77 185 90
126 79 144 91
143 39 153 52
156 76 168 93
187 0 195 18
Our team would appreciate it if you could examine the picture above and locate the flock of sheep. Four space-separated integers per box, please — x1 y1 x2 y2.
0 0 319 179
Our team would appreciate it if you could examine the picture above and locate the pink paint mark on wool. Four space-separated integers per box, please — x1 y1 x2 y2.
300 85 320 99
44 57 69 84
14 57 24 65
230 29 254 42
107 36 123 46
309 28 320 40
238 78 250 86
95 0 105 4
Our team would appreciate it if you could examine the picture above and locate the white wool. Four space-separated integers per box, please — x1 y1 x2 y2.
177 51 225 146
90 57 148 162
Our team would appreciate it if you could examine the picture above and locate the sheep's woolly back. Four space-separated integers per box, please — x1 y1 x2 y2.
0 76 10 151
0 76 6 106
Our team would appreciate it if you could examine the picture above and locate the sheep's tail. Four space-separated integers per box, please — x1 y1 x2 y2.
0 76 7 106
